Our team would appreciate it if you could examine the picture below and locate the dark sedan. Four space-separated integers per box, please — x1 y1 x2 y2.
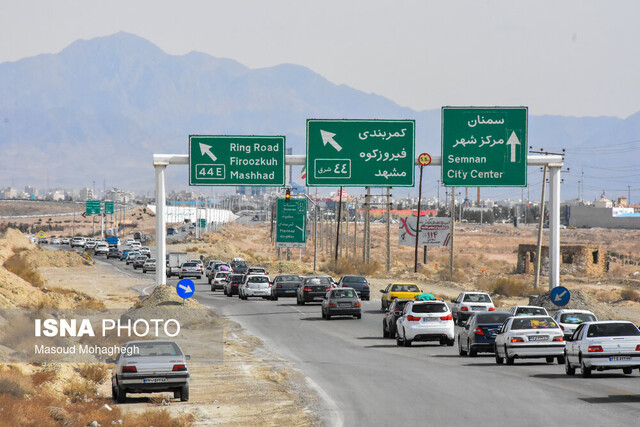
223 274 245 297
321 287 362 320
458 311 512 357
107 247 122 259
382 298 412 338
297 276 334 305
337 275 371 301
270 274 301 300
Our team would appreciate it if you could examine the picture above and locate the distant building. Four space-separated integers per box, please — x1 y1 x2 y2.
517 244 608 276
79 187 95 201
105 188 135 204
568 205 640 229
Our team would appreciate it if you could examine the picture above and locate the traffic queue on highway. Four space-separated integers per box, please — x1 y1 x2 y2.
64 237 640 380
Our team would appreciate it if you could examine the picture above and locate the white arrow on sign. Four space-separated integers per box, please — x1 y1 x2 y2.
554 289 567 303
320 130 342 152
506 131 520 163
199 143 218 161
178 283 194 294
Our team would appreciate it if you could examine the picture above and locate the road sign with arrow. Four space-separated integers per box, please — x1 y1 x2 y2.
176 279 195 299
441 107 527 187
189 135 285 186
306 119 415 187
550 286 571 306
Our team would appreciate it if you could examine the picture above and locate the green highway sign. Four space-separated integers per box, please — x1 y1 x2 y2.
442 107 527 187
276 198 307 248
198 218 206 228
104 201 114 215
85 200 101 215
189 135 285 186
306 119 415 187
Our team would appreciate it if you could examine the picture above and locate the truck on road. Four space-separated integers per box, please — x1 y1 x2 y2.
166 252 189 277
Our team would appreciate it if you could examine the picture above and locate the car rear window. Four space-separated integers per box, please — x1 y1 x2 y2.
306 278 331 285
587 323 640 337
411 303 448 313
516 307 547 316
393 300 409 311
229 274 244 282
560 313 596 324
248 276 269 283
331 289 356 298
215 272 229 278
463 293 492 303
475 313 511 324
125 342 182 358
278 275 300 282
511 318 558 330
343 276 366 283
392 284 420 292
182 262 197 267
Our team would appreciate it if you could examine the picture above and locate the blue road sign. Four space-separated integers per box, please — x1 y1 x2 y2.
550 286 570 306
176 279 195 299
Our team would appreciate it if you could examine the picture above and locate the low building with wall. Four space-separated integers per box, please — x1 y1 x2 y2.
569 206 640 229
517 244 607 276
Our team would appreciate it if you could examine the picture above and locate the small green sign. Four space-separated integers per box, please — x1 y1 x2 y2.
188 135 285 186
441 107 527 187
198 218 206 228
85 200 101 215
276 198 307 248
105 201 114 215
306 119 415 186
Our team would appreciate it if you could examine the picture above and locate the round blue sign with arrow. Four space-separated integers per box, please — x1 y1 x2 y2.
550 286 570 306
176 279 195 299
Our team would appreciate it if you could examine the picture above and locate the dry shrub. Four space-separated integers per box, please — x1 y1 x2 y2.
49 287 106 309
436 268 466 283
322 257 381 276
31 369 57 386
0 371 33 398
620 288 640 302
63 379 97 402
489 277 533 297
126 409 194 427
185 246 199 252
77 364 109 384
3 250 45 287
593 289 619 303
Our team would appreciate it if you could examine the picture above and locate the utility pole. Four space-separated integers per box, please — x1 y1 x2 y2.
386 187 391 272
363 187 371 263
534 166 548 289
449 187 455 275
335 187 343 262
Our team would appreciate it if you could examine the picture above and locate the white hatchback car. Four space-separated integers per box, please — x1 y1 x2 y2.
494 316 565 365
395 300 455 346
552 309 597 340
450 292 495 325
509 305 549 317
564 321 640 377
239 275 271 300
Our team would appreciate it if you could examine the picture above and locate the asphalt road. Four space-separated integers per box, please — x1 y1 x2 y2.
61 245 640 426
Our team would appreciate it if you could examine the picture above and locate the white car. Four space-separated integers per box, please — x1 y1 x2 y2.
494 316 565 365
85 239 97 249
211 271 230 292
60 237 70 245
70 237 86 248
125 238 135 247
395 300 455 346
107 340 190 403
94 242 109 256
564 321 640 377
130 241 142 250
552 309 597 340
239 275 271 300
450 292 495 325
509 305 549 317
50 237 61 244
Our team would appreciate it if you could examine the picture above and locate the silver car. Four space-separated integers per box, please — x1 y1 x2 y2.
239 274 271 299
179 261 203 279
108 340 190 403
142 258 156 273
494 316 565 365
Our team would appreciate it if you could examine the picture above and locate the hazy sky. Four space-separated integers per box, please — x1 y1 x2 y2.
2 0 638 118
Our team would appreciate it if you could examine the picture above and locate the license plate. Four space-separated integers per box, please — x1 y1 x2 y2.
610 356 631 361
314 297 323 301
338 303 351 307
423 317 438 322
528 335 548 341
143 378 168 383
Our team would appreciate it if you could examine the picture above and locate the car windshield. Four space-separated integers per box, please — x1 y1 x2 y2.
463 293 492 303
587 323 640 337
124 342 182 358
412 303 448 313
392 284 420 292
343 276 366 283
278 275 300 282
331 289 356 298
511 317 558 330
516 307 547 316
560 313 596 324
475 313 511 324
249 276 269 283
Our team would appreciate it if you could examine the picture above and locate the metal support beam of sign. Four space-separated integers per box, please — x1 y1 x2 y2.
306 119 415 187
276 198 307 248
188 135 285 186
441 107 527 187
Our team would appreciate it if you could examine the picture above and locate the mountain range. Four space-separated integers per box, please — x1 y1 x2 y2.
1 32 638 201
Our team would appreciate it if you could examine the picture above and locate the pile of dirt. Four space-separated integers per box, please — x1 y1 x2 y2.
530 289 619 320
134 284 204 310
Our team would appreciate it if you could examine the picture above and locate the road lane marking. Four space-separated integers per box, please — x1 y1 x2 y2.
607 388 634 396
